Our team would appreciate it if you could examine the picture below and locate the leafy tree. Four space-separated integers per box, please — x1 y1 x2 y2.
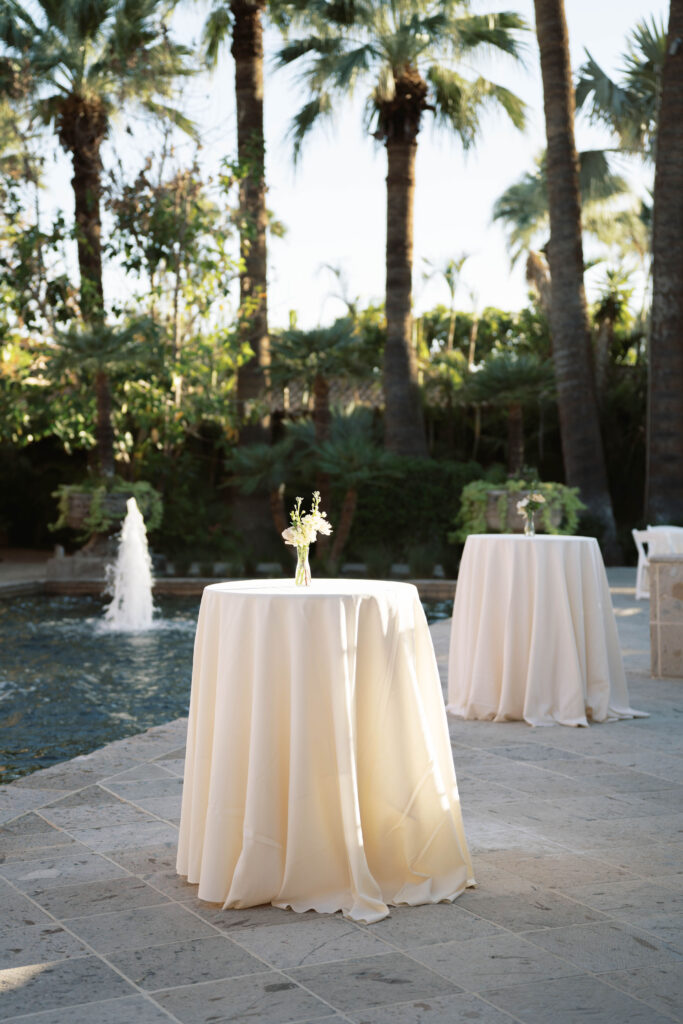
532 0 618 557
0 0 195 474
278 0 527 457
106 150 244 437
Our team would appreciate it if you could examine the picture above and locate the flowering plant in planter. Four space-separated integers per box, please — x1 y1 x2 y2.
450 478 585 542
52 479 163 541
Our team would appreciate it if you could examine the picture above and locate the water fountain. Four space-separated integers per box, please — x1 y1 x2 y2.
103 497 155 630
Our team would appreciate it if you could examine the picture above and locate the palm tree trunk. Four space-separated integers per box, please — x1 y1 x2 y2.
384 136 427 456
594 318 612 406
231 0 270 436
646 0 683 523
269 484 287 535
467 316 479 369
94 369 114 479
67 110 114 479
72 146 104 322
507 402 525 475
526 251 552 317
533 0 619 558
329 487 357 568
471 404 482 461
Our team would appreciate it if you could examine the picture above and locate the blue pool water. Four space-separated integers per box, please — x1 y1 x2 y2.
0 594 453 783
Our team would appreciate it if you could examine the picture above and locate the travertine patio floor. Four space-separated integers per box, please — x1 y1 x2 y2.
1 569 682 1023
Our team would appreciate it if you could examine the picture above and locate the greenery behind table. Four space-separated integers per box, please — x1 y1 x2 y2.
346 458 487 568
452 478 586 542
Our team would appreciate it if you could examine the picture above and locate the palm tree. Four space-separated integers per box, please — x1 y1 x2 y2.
463 351 554 475
575 16 667 162
592 268 633 403
493 149 632 264
48 319 162 473
533 0 619 557
203 1 275 432
227 435 296 535
0 0 194 476
270 316 377 443
423 254 469 352
278 0 527 457
270 315 378 548
646 0 683 524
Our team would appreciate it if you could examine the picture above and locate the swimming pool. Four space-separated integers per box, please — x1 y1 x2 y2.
0 594 453 783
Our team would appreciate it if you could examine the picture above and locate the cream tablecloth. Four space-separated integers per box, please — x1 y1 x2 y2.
447 535 646 727
177 579 473 923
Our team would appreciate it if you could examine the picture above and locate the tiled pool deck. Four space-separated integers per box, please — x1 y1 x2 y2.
1 569 682 1024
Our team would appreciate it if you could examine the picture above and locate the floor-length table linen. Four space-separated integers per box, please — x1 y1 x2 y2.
177 579 473 924
447 535 646 727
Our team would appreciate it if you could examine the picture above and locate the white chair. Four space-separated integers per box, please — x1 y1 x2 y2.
632 529 650 599
632 526 683 599
648 525 683 553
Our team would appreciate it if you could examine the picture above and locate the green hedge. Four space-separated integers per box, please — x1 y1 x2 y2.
346 458 486 562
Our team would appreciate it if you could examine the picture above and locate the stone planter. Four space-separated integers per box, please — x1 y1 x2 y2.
484 490 563 533
650 554 683 678
63 492 129 531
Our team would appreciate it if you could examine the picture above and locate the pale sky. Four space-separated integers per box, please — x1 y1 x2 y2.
44 0 669 330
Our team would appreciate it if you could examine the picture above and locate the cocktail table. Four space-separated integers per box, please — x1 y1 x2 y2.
177 578 473 923
447 535 646 727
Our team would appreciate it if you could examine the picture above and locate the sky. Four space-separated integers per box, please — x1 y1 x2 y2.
45 0 669 330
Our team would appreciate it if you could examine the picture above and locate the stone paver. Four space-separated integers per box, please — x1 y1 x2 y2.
1 570 682 1023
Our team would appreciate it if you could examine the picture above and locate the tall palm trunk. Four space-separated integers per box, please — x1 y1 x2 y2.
533 0 618 558
646 0 683 523
507 402 525 475
231 0 270 436
384 134 427 456
59 96 114 478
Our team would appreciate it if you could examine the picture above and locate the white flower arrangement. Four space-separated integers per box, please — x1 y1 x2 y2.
282 491 333 548
517 492 546 517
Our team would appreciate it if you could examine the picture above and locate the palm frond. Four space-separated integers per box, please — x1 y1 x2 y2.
464 351 554 405
0 0 38 52
576 20 664 160
450 10 529 63
140 100 198 140
429 67 526 147
493 159 548 264
202 3 231 69
576 52 631 125
578 149 629 203
277 34 347 67
288 92 333 162
494 148 635 263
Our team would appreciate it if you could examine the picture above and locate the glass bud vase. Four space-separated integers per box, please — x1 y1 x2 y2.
295 544 311 586
524 510 536 537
